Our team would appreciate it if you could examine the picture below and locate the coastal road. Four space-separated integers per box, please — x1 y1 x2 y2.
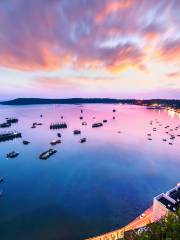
86 207 153 240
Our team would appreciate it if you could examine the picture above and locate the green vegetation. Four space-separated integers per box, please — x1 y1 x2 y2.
124 209 180 240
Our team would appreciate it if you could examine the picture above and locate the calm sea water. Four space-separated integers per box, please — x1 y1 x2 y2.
0 104 179 240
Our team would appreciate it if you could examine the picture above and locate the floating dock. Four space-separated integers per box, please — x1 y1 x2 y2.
0 131 22 142
6 118 18 124
92 123 103 128
50 122 67 129
39 149 57 160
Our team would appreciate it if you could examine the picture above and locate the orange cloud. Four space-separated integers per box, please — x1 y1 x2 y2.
96 0 134 23
0 42 72 71
156 40 180 63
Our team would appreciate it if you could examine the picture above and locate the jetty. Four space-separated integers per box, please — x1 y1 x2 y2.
50 122 67 129
0 131 22 142
39 149 57 160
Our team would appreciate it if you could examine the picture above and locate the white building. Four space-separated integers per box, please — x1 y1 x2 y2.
152 184 180 222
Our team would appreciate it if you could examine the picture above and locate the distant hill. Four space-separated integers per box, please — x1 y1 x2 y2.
0 98 180 108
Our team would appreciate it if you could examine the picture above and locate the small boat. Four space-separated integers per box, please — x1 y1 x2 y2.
57 133 61 138
7 151 19 159
169 142 173 145
80 116 83 120
92 123 103 128
170 136 175 140
147 133 151 136
113 109 116 112
23 140 30 145
162 139 167 142
80 138 86 143
113 116 115 120
61 116 63 119
148 138 152 141
33 122 42 126
82 122 87 126
103 120 107 123
73 130 81 135
31 125 36 128
0 177 3 183
40 114 43 117
39 149 57 160
50 139 61 145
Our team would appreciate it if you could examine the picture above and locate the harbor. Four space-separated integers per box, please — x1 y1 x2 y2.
0 104 179 240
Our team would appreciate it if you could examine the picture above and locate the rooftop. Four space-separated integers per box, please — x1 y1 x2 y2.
156 185 180 212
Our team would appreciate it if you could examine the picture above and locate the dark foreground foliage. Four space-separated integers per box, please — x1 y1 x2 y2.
124 209 180 240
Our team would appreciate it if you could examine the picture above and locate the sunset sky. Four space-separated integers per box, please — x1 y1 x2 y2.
0 0 179 100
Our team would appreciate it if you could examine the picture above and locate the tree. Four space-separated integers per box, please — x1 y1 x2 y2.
124 209 180 240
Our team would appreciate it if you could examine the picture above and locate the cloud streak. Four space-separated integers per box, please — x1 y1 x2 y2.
0 0 179 99
0 0 179 72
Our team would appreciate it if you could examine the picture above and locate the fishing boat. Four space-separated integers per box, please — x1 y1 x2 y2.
50 139 61 145
7 151 19 158
73 130 81 135
80 138 86 143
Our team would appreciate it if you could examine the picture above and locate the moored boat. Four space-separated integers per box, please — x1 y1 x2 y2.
50 139 61 145
73 129 81 135
80 138 86 143
7 151 19 158
23 140 30 145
